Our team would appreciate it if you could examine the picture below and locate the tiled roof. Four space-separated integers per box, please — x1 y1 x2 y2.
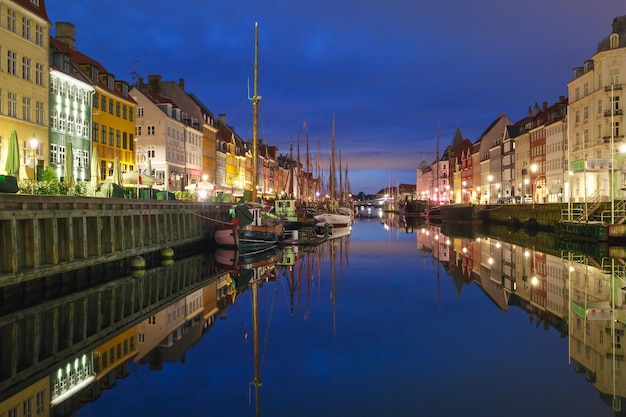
12 0 50 22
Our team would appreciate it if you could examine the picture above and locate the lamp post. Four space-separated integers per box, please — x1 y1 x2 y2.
531 163 538 205
29 136 38 193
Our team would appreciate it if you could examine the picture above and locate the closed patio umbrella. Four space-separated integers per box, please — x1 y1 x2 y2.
5 130 19 180
64 142 74 186
90 146 99 188
112 157 122 186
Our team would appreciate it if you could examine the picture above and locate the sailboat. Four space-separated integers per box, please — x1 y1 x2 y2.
314 114 352 236
215 23 284 249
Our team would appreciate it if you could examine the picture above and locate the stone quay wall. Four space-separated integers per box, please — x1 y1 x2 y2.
0 195 232 286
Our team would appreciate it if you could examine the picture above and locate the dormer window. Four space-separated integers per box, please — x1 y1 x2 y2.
611 33 619 49
30 0 39 6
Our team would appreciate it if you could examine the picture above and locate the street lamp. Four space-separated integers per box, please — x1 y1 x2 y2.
29 136 38 192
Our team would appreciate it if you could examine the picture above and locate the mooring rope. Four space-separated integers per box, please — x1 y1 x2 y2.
182 209 232 225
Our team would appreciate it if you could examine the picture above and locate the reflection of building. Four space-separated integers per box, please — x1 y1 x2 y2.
568 257 626 412
135 287 204 364
0 377 49 417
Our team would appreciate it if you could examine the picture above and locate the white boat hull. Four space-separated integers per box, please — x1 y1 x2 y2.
314 212 352 229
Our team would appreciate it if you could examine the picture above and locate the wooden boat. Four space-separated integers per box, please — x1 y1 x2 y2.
215 203 283 249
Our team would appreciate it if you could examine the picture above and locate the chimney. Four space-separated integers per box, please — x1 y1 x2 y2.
148 74 162 93
179 78 185 91
534 103 540 116
528 106 532 118
55 22 76 50
218 114 227 124
542 101 548 111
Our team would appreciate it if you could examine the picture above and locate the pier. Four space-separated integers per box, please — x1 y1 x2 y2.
0 195 232 286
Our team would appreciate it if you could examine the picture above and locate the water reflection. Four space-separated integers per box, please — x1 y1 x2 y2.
3 214 626 415
417 221 626 413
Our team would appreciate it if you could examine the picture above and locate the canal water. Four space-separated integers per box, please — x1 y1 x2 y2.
2 211 621 416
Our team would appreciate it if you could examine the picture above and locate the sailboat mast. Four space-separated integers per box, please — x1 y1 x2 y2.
331 113 336 202
436 122 440 203
339 150 343 203
251 22 261 202
306 124 310 202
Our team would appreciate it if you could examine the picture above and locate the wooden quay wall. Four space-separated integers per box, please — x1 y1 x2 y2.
0 195 232 286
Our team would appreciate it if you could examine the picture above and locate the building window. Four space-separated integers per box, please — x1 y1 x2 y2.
60 113 68 131
35 24 44 46
611 33 620 49
22 57 31 81
35 101 43 124
7 50 17 75
94 93 99 108
129 107 134 121
67 114 76 135
8 92 17 117
101 94 106 110
610 68 620 86
22 97 31 121
137 107 144 117
583 106 589 120
109 127 114 145
50 143 57 164
116 130 121 147
101 125 106 143
109 99 113 114
36 390 45 414
23 398 32 417
116 102 120 117
50 109 58 129
31 0 40 6
122 104 127 119
7 9 17 33
35 62 43 85
22 17 31 40
147 126 155 135
93 123 99 141
136 126 142 136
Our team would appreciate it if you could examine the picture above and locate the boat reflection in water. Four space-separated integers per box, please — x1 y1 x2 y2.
4 216 626 415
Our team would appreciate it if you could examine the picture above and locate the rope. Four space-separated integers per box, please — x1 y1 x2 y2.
182 208 232 225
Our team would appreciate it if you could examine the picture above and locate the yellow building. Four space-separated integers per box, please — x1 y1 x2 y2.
0 0 51 181
53 22 136 183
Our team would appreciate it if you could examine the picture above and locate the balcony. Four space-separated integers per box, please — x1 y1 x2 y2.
605 84 623 92
604 109 623 117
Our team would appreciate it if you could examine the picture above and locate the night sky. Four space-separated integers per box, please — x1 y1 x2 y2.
44 0 625 194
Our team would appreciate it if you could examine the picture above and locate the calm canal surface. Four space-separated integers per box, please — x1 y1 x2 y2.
46 214 625 416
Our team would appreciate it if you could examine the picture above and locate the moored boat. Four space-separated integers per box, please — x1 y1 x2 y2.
215 203 283 249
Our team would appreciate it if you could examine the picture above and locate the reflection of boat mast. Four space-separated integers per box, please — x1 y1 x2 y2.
331 241 337 336
251 280 262 416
